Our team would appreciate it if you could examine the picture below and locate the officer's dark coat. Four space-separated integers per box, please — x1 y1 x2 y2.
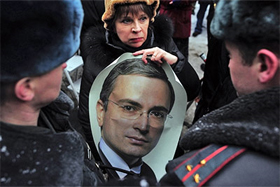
160 87 280 186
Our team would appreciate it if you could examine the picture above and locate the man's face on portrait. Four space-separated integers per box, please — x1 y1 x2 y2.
96 74 172 163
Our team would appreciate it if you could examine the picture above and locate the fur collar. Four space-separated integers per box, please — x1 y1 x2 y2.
180 87 280 157
81 14 174 66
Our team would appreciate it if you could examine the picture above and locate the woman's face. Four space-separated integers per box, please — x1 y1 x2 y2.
115 10 150 48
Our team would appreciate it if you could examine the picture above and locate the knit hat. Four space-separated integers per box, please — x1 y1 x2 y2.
102 0 159 29
1 0 84 82
210 0 279 43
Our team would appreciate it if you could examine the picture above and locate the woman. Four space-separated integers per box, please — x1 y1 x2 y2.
79 0 201 156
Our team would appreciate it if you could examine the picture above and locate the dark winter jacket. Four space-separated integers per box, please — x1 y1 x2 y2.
78 14 201 156
198 0 216 4
160 87 280 186
80 0 105 59
193 38 237 123
159 0 195 38
0 121 105 186
80 0 104 33
38 91 74 132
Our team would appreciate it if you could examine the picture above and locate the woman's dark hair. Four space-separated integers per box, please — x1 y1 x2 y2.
106 3 153 31
99 58 175 112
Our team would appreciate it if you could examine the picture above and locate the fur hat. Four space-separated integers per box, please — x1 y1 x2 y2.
102 0 159 29
210 0 279 43
1 0 84 82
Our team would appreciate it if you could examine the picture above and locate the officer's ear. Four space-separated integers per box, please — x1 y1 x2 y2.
14 77 35 102
257 49 279 83
96 99 105 127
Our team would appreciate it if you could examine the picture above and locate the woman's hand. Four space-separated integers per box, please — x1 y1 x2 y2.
133 47 178 65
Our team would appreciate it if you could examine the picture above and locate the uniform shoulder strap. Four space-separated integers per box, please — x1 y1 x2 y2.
174 144 246 186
